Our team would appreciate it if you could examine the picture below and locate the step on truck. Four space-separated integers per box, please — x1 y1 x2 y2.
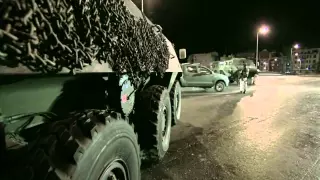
0 0 186 179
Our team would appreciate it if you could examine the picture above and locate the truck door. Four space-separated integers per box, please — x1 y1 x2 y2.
197 66 215 86
183 65 201 86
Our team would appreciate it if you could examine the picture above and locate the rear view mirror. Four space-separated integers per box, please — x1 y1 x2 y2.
179 49 187 59
154 24 163 32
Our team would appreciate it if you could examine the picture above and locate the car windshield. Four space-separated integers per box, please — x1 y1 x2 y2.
199 67 211 74
219 70 226 75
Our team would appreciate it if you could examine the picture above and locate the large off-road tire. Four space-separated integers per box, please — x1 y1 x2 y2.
215 80 225 92
170 81 182 126
136 85 172 162
4 110 140 180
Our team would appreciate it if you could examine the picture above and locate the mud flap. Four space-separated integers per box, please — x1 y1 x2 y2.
167 72 179 92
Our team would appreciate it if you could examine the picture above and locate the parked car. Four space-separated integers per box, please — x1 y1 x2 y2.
179 63 229 92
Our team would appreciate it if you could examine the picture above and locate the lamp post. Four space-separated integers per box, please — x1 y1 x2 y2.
255 25 269 69
141 0 144 12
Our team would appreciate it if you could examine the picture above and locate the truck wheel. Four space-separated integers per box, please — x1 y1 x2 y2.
136 85 172 162
170 81 181 125
215 81 225 92
6 110 140 180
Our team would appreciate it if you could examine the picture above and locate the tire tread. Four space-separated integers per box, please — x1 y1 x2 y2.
136 85 170 161
5 109 139 180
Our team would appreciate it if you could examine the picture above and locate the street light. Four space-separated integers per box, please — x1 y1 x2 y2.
259 26 269 35
255 25 270 68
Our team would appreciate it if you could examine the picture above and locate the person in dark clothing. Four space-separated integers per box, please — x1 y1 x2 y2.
239 62 249 93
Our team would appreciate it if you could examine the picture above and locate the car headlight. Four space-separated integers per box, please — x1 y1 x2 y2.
224 78 229 85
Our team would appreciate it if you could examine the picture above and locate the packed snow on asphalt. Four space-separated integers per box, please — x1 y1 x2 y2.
142 74 320 180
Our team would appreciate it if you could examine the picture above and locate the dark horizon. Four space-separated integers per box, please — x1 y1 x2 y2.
132 0 320 55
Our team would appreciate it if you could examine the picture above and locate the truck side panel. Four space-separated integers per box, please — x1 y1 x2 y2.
0 75 109 130
0 76 69 116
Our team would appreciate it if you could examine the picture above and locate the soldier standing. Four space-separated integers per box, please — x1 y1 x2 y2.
239 62 249 94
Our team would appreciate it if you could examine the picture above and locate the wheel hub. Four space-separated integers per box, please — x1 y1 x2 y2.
119 75 135 116
217 83 223 91
99 160 127 180
161 105 170 151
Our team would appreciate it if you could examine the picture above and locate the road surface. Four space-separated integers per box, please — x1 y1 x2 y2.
181 85 243 98
142 75 320 180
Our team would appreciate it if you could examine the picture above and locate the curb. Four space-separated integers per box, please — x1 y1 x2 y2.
181 86 256 97
298 75 320 77
181 85 252 93
181 89 255 99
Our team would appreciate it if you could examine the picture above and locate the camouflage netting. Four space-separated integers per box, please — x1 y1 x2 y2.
0 0 170 86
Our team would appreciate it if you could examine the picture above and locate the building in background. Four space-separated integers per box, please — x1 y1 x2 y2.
281 56 291 72
258 49 280 71
235 52 255 60
292 48 320 72
236 49 280 71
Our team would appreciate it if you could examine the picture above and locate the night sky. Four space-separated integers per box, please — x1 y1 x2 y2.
132 0 320 55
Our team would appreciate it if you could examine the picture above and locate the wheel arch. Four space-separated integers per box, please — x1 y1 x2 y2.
217 79 226 85
145 72 182 91
213 79 226 86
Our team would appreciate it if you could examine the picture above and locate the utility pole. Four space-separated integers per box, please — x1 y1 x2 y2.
255 25 269 70
141 0 144 13
255 32 259 68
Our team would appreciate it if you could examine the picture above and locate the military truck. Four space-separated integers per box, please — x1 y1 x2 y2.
0 0 185 179
179 63 229 92
212 58 258 85
228 59 259 85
